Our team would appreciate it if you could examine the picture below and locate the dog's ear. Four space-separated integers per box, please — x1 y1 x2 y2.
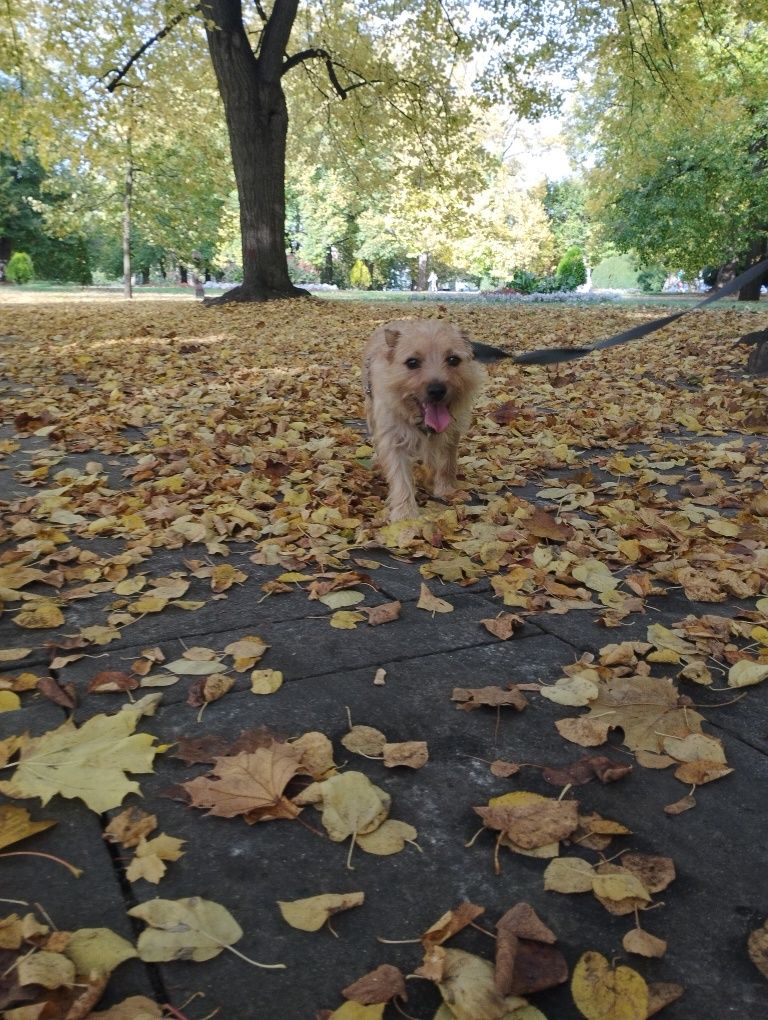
384 327 401 349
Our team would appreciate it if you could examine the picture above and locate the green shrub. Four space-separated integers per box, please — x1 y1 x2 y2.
505 269 560 294
555 246 587 291
636 264 666 293
350 259 372 290
6 251 34 284
591 254 640 289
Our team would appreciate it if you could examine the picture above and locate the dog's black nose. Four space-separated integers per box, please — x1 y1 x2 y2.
426 381 447 401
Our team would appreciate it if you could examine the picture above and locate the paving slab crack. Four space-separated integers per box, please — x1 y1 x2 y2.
100 827 168 1007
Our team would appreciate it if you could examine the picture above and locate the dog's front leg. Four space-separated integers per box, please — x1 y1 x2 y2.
431 435 460 498
378 441 418 521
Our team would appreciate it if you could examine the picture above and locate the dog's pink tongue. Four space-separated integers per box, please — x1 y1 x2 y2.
423 402 453 433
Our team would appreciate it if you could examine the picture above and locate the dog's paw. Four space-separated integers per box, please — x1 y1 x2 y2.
389 502 420 522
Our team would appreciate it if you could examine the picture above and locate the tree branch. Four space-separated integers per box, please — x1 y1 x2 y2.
103 8 197 92
258 0 299 81
283 47 381 100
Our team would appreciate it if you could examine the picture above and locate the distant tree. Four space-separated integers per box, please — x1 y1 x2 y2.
580 1 768 299
6 250 34 283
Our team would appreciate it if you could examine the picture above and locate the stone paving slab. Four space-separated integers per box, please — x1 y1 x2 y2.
0 701 158 1008
56 590 533 706
56 633 768 1019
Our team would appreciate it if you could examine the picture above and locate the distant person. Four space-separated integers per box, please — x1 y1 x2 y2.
427 270 438 292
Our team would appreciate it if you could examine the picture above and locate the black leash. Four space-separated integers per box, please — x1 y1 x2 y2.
471 258 768 366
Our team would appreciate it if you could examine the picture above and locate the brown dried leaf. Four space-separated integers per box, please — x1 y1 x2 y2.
422 902 485 948
342 964 407 1005
480 613 524 640
451 685 528 712
382 741 428 769
183 745 303 822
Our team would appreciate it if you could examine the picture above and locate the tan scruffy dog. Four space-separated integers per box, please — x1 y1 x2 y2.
363 318 486 521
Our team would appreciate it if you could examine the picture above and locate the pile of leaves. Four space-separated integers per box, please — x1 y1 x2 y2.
1 296 767 1017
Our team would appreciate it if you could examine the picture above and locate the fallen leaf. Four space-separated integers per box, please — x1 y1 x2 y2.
475 792 579 850
480 614 523 640
355 819 418 855
544 857 595 894
0 710 159 813
383 741 428 769
571 950 648 1020
727 660 768 687
277 891 365 931
129 896 246 963
103 807 158 848
452 685 528 712
184 744 303 822
341 725 387 757
330 610 366 629
297 771 390 842
364 601 401 626
0 803 56 849
417 583 454 614
422 903 485 948
622 928 667 958
250 669 284 694
17 950 75 989
64 927 138 974
342 964 407 1005
748 919 768 980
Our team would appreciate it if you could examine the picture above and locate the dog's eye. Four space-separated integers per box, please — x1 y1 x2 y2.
404 357 421 370
446 355 462 367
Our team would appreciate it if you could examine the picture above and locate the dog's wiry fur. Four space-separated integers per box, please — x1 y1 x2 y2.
363 319 485 521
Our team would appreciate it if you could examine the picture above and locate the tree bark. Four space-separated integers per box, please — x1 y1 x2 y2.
202 0 308 304
122 147 133 300
738 236 768 301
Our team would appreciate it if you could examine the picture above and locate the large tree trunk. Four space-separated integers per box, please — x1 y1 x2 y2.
737 236 768 301
202 0 308 304
122 151 133 300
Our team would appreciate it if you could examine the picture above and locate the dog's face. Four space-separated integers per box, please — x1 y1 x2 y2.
371 320 481 432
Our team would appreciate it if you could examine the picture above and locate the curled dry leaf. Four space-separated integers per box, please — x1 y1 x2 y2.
187 673 235 706
342 963 407 1005
542 755 632 787
747 919 768 981
277 891 364 932
364 601 401 626
341 725 387 757
433 948 528 1020
475 792 579 850
103 806 157 848
480 613 524 640
290 731 337 780
452 685 528 712
87 670 139 694
622 927 667 958
422 902 485 948
417 583 454 614
383 741 428 769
